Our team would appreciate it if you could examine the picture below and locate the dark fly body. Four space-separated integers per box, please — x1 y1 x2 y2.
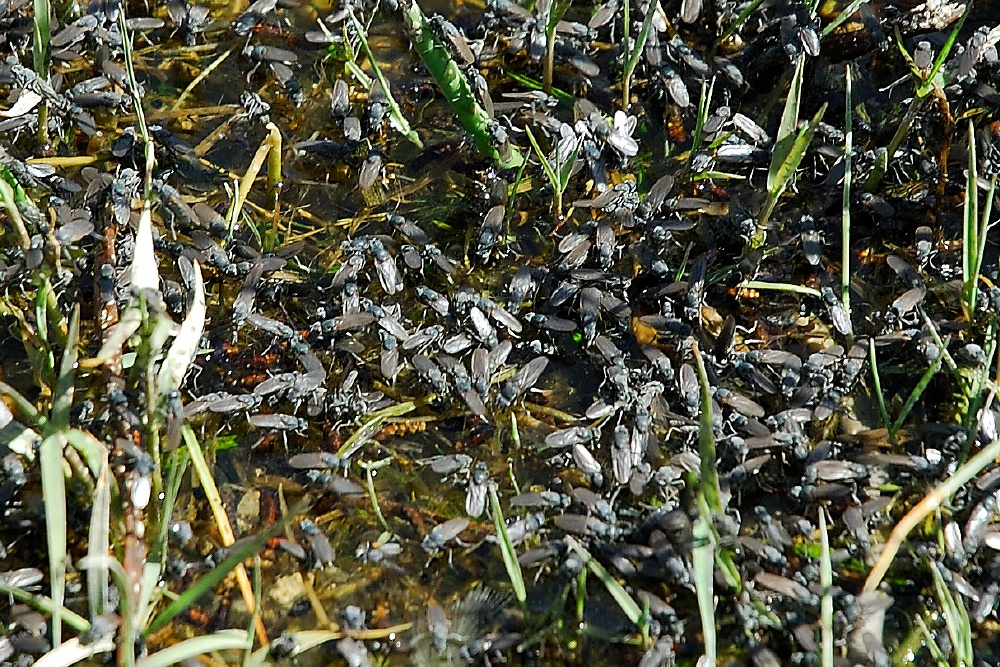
422 517 470 554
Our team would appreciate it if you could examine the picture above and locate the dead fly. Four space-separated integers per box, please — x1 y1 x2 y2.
545 425 600 449
231 262 264 327
358 149 385 191
429 15 477 64
525 312 577 332
680 0 701 24
330 78 351 119
754 572 819 606
684 255 706 323
554 513 618 539
413 354 451 397
593 335 626 369
820 287 853 336
418 244 456 276
714 388 765 419
343 116 363 143
248 413 307 432
612 424 633 485
465 461 489 517
640 344 675 383
366 238 402 295
337 637 371 667
387 213 430 245
299 519 335 569
678 363 699 417
232 0 277 36
422 517 470 554
800 216 823 266
437 353 488 418
477 204 505 260
380 332 400 381
778 6 820 62
497 356 549 408
288 451 347 471
454 306 492 348
656 64 691 107
166 0 210 45
572 443 604 487
304 471 365 497
356 533 403 565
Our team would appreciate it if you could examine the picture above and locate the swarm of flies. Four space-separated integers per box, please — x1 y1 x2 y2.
2 0 999 661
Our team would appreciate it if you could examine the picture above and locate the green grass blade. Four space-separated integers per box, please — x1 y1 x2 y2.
50 305 79 432
868 340 892 432
692 515 716 665
930 560 973 665
688 79 714 162
771 102 828 196
144 503 300 636
398 1 526 166
0 175 31 250
32 0 50 77
336 400 416 458
769 55 806 192
692 341 723 513
348 10 422 150
564 536 643 626
525 126 559 194
136 630 252 667
0 380 44 431
40 432 67 648
715 0 765 46
87 454 111 619
963 119 978 306
890 345 944 439
489 483 526 604
820 0 866 38
0 585 90 632
916 2 971 98
622 5 656 109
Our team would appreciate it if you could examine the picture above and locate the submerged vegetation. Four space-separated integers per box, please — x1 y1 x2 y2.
1 0 1000 664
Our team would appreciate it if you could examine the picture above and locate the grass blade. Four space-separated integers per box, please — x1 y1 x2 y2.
156 260 205 398
40 432 67 648
564 536 643 626
842 63 853 310
819 508 833 667
399 0 523 167
867 340 892 432
349 9 422 149
180 424 269 642
692 515 716 665
32 0 50 77
34 636 116 667
145 493 305 635
929 560 973 665
488 483 526 604
889 345 945 439
136 630 252 667
87 454 111 619
864 434 1000 594
769 55 806 192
